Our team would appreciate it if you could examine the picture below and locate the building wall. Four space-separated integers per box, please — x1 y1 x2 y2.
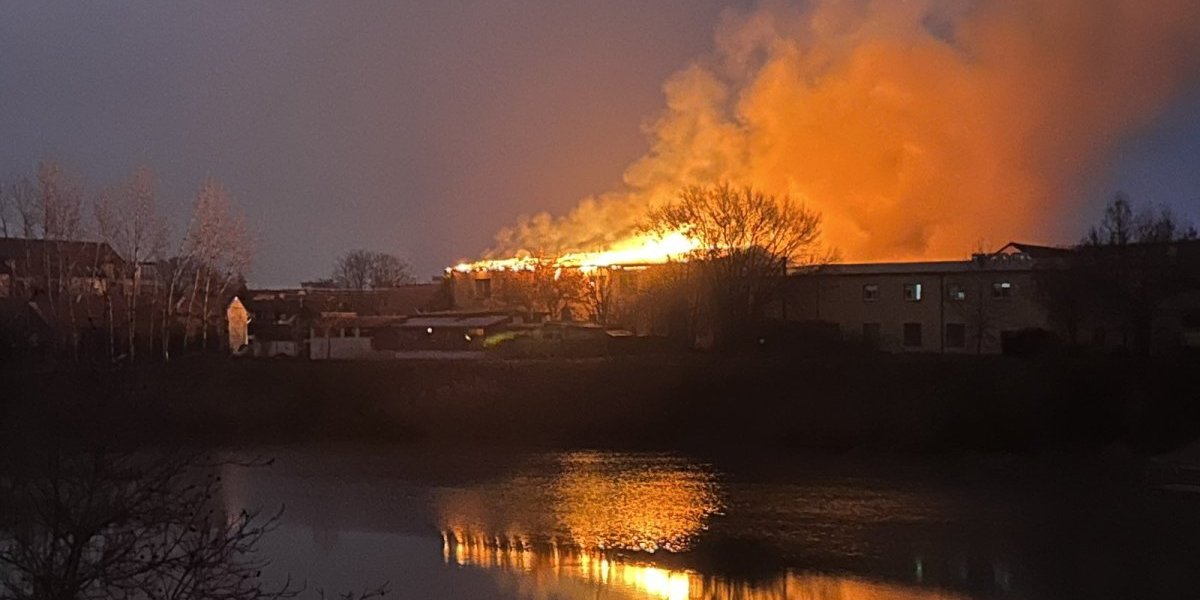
782 269 1051 354
310 335 376 360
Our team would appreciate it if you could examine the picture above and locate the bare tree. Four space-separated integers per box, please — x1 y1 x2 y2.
95 166 169 362
581 269 617 325
1048 193 1200 353
0 447 387 600
0 175 37 237
532 266 587 321
9 177 40 239
32 160 91 358
331 250 413 290
38 160 84 242
180 178 253 353
644 184 827 346
1085 192 1198 246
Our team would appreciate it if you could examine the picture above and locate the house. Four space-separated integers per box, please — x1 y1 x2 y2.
226 283 445 358
0 238 128 298
0 238 135 359
309 313 406 360
374 311 518 356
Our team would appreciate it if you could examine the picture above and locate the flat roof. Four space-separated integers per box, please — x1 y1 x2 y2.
401 315 511 328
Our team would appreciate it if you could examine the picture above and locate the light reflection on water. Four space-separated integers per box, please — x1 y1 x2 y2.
216 447 1200 599
437 451 723 553
442 535 968 600
433 451 969 599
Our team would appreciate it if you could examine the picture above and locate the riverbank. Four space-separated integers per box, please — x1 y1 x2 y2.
4 353 1198 453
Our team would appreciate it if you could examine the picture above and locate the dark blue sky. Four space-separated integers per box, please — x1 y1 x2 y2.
1 2 1197 285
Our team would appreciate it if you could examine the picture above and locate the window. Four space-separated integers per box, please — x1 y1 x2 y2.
862 284 880 301
619 270 640 292
992 281 1013 299
903 323 923 347
1092 327 1107 346
945 323 966 348
946 284 966 301
0 274 9 298
474 278 492 298
862 322 881 344
903 283 923 302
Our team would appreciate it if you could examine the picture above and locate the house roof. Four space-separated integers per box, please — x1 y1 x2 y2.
810 260 976 276
794 241 1070 277
401 314 512 329
312 314 408 329
0 237 127 275
241 283 443 317
994 241 1072 258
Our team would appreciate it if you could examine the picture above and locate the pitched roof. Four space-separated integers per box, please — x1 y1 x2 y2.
0 237 126 275
994 241 1072 258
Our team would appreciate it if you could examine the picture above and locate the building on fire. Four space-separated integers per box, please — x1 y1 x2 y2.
445 241 1200 355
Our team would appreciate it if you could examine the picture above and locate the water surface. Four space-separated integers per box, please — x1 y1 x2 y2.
218 447 1200 599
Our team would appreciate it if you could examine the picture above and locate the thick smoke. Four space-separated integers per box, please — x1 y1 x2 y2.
492 0 1200 261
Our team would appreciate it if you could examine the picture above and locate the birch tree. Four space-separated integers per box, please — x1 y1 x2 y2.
95 166 168 361
180 178 253 353
34 160 89 357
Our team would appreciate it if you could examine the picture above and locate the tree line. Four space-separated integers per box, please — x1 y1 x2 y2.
1037 193 1200 354
0 159 253 363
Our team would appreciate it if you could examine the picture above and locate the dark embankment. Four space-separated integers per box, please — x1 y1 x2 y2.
4 353 1199 453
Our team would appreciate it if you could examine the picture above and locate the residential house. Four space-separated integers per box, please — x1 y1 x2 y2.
227 283 445 358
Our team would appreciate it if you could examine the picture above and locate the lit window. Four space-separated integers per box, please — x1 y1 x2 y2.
904 283 923 302
945 323 966 348
992 281 1013 299
903 323 923 347
946 285 966 301
862 284 880 301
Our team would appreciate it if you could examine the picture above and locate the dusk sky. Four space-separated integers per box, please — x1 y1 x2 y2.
2 1 1199 285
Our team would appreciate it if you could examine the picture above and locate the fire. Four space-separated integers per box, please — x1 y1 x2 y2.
451 230 700 273
487 0 1200 264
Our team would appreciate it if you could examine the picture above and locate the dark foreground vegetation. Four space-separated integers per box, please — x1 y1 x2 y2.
5 353 1199 454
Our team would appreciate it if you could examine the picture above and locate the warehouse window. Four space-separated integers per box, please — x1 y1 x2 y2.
903 323 923 347
862 284 880 301
945 323 966 348
863 322 881 345
992 281 1013 299
904 283 923 302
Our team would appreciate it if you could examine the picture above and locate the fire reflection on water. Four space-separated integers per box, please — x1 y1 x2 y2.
441 534 969 600
437 452 723 555
436 452 969 600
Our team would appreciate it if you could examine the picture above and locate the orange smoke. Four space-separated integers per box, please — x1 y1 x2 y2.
488 0 1200 263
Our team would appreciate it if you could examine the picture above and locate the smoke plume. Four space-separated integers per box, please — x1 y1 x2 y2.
492 0 1200 261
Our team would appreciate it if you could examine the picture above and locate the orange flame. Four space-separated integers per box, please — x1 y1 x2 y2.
451 230 700 273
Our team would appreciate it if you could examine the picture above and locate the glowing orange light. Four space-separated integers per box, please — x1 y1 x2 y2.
449 230 701 274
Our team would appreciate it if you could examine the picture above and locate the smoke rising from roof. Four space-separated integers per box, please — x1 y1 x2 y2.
491 0 1200 261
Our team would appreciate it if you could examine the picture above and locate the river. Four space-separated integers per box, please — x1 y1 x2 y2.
216 446 1200 599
